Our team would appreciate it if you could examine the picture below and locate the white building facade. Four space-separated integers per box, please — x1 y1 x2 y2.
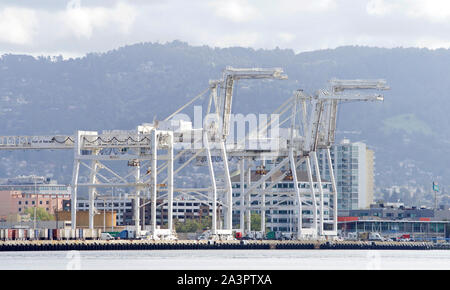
232 170 335 234
316 139 374 211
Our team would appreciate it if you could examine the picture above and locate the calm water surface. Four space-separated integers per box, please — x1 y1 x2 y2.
0 250 449 270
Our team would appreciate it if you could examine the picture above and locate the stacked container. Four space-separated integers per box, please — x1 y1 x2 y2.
77 228 83 240
8 229 16 240
84 229 93 240
40 229 48 240
70 229 76 240
27 230 34 240
52 229 60 240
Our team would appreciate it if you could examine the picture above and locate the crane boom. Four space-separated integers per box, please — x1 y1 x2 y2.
318 78 389 148
0 135 74 150
220 67 287 140
330 79 389 93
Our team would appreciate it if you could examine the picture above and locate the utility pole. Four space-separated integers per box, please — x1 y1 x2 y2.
34 177 37 230
103 198 106 232
111 187 114 232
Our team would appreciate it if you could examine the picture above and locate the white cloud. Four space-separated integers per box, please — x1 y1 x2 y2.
209 0 259 23
61 0 137 39
414 37 450 49
366 0 395 16
212 32 260 48
367 0 450 22
0 7 37 45
405 0 450 23
1 0 450 56
276 0 337 13
278 32 296 43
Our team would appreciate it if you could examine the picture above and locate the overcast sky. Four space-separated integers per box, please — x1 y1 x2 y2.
1 0 450 58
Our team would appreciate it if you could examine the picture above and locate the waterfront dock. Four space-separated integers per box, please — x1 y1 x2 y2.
0 239 448 251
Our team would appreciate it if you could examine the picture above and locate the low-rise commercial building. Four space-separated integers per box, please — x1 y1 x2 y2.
0 176 70 221
75 196 212 226
338 219 450 240
231 170 335 233
339 201 449 221
0 190 68 221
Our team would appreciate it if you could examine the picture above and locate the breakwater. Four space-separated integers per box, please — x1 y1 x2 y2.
0 239 449 251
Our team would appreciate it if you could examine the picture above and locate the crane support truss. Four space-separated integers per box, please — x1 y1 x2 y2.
0 67 388 240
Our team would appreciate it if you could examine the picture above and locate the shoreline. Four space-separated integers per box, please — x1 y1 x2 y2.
0 239 447 251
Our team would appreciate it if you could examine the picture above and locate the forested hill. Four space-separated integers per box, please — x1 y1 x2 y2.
1 41 450 205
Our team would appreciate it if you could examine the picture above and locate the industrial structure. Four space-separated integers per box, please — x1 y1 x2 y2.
0 66 389 240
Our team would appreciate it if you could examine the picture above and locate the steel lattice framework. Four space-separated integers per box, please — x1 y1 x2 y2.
0 66 389 240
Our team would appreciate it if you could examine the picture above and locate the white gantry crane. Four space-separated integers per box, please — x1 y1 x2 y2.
228 78 388 239
0 67 388 241
284 78 389 238
184 66 288 239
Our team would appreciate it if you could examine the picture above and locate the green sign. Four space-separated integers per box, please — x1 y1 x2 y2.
433 182 439 192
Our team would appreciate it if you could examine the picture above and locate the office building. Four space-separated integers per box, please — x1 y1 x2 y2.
316 139 374 211
231 170 335 233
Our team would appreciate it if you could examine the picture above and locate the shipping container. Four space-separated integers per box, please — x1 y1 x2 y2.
62 229 72 240
60 229 66 240
27 230 34 240
52 229 60 240
84 229 93 240
48 229 53 240
70 229 75 240
0 229 4 240
39 229 48 240
266 231 276 240
11 229 17 240
17 229 23 240
119 230 128 239
77 228 83 239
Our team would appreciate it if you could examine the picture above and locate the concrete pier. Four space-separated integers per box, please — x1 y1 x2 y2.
0 240 447 251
